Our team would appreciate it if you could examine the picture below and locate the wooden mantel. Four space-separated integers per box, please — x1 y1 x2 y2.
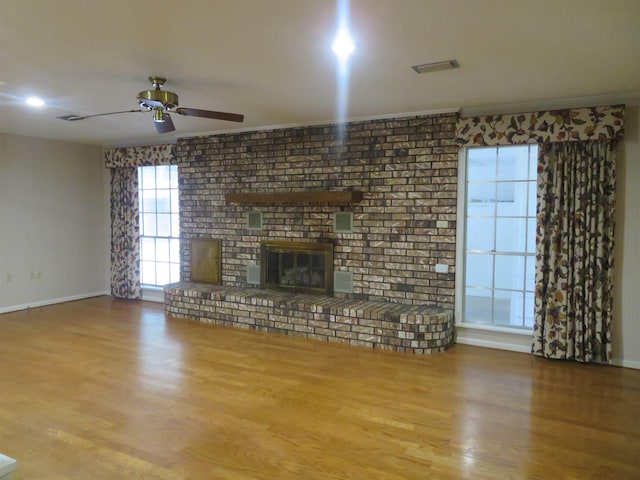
225 190 363 205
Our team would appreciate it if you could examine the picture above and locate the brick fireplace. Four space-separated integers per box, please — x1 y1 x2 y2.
176 112 458 307
165 112 458 353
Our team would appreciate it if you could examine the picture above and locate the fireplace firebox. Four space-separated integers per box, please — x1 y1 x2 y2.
260 240 334 295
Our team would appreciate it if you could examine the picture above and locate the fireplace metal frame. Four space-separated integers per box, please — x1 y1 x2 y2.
260 240 334 296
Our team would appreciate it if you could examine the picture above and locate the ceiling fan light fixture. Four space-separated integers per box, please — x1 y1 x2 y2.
411 59 460 74
153 108 166 123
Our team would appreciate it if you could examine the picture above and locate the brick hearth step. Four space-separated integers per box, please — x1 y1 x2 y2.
164 282 455 354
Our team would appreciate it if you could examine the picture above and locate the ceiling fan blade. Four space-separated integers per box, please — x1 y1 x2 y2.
154 113 176 134
57 109 147 121
175 107 244 123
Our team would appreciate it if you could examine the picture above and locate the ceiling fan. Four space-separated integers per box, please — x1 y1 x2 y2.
57 76 244 134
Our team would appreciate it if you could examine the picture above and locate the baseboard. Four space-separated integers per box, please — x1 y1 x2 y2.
611 359 640 370
455 336 532 353
0 291 110 315
141 286 164 303
457 329 640 369
455 326 532 353
0 452 17 478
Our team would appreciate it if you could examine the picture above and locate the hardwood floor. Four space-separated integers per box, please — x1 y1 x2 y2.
0 296 639 479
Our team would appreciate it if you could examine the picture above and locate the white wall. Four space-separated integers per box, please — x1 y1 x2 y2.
612 105 640 369
0 134 110 312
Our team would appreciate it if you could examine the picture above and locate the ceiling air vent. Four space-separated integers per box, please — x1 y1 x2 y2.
411 59 460 74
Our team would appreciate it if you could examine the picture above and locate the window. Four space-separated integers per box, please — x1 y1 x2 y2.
139 165 180 286
461 145 538 329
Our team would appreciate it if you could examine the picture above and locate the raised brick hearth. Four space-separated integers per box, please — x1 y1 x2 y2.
165 282 455 354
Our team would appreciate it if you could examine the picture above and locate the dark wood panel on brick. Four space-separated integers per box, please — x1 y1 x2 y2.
225 190 364 205
176 113 458 308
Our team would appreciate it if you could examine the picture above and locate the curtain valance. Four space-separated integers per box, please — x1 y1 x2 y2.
456 105 624 146
104 144 175 168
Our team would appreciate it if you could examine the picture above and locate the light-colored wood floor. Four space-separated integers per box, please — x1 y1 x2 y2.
1 296 639 479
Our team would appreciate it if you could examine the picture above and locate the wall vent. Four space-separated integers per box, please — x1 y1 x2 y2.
334 211 353 233
334 271 353 293
247 264 261 285
246 211 263 230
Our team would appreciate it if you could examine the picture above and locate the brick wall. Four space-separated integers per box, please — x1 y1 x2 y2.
176 112 458 308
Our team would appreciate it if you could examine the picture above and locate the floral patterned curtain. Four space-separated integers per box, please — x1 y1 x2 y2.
456 105 625 146
532 141 616 363
110 167 141 299
456 105 624 364
105 144 175 299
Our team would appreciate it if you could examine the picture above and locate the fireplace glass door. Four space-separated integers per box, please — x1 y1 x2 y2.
261 240 333 295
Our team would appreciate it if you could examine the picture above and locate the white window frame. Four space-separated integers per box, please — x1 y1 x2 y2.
455 145 537 335
139 165 181 288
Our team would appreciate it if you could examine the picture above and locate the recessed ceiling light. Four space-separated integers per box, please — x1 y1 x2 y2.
411 59 460 74
332 29 355 60
26 97 45 107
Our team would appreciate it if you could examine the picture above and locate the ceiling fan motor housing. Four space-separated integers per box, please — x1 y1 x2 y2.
137 89 179 110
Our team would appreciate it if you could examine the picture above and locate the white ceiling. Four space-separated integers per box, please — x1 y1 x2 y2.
1 0 639 147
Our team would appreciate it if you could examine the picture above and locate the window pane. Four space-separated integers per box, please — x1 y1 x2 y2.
496 218 527 252
141 237 156 261
494 290 523 327
141 190 156 213
468 147 497 181
494 255 525 290
171 189 180 212
157 213 171 236
467 182 496 205
141 261 156 285
465 253 493 288
497 182 528 217
527 181 537 217
171 214 180 237
170 263 180 283
156 165 172 189
170 239 180 263
527 218 537 253
156 189 171 213
141 167 156 189
524 293 535 327
497 181 515 202
525 255 535 292
156 238 170 262
156 262 171 285
465 288 492 323
142 213 157 237
497 145 530 181
529 145 538 179
170 165 179 188
466 218 494 251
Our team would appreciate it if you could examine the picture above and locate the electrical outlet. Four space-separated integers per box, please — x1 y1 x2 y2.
29 271 36 279
435 263 449 274
36 270 42 279
5 273 11 283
